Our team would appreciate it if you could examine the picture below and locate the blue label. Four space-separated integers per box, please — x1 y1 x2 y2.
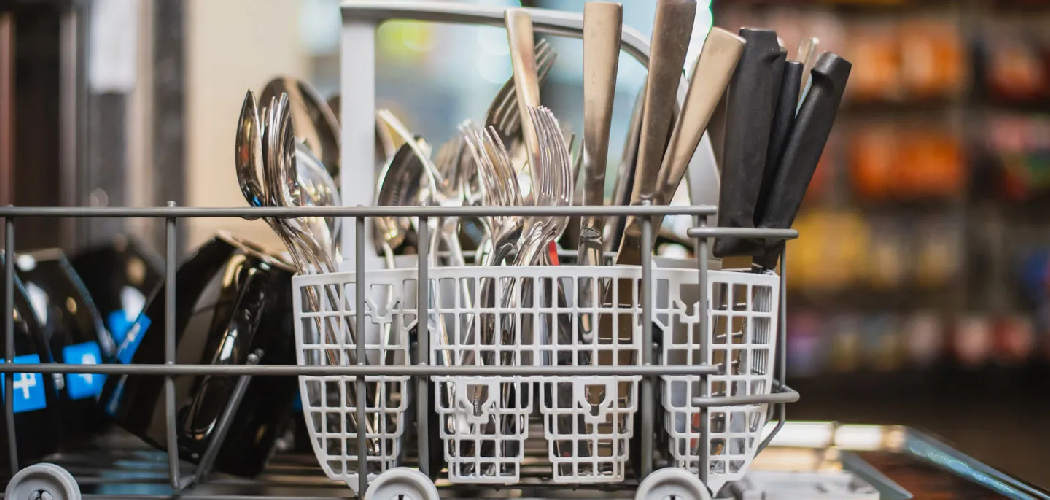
293 394 302 410
117 315 151 364
62 341 104 400
107 310 133 345
0 355 48 413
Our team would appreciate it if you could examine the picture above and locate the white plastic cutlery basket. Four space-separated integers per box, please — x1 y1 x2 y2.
292 270 413 491
290 260 783 492
658 267 781 494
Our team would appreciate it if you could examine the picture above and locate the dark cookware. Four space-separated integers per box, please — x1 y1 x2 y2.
16 249 113 438
0 258 63 469
99 234 298 477
69 235 163 355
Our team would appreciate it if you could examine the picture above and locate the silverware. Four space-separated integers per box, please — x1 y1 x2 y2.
505 9 543 204
374 143 425 267
260 77 340 178
237 91 378 455
604 87 645 254
653 28 745 210
614 0 696 265
600 0 696 410
577 0 622 344
796 37 820 102
485 106 572 468
752 52 851 271
712 28 783 260
484 39 556 142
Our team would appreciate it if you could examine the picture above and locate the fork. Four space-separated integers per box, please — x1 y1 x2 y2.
485 39 556 141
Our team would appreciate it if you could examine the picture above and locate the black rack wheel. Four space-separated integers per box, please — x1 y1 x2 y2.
4 463 81 500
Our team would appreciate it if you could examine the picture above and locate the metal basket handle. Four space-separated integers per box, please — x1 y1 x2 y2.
337 0 721 270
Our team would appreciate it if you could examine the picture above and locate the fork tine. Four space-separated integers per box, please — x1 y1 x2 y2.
486 39 552 130
499 47 557 135
495 41 555 133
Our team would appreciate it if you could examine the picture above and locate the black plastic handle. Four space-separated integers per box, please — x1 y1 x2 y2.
713 28 783 258
755 60 804 224
754 52 852 269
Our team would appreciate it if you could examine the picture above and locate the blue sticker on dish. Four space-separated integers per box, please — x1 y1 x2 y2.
0 354 48 413
62 341 104 400
116 315 151 364
107 310 134 345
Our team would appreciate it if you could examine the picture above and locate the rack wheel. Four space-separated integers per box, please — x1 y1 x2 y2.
635 468 711 500
5 463 81 500
363 467 439 500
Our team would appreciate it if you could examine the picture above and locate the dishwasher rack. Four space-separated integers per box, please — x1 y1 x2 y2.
0 204 798 500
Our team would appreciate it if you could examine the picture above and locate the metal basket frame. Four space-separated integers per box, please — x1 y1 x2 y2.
0 204 797 499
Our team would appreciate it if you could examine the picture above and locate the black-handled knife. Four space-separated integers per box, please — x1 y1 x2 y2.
753 52 852 270
755 60 804 225
713 28 783 259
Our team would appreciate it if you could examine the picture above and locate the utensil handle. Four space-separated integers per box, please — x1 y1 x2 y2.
506 9 543 186
629 0 696 205
755 60 804 224
580 1 622 210
754 52 851 269
712 28 782 258
655 27 744 206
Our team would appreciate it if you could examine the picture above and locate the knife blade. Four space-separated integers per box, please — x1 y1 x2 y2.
796 37 820 103
753 52 852 270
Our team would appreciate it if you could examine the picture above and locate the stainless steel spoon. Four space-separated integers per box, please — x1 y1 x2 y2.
260 77 340 178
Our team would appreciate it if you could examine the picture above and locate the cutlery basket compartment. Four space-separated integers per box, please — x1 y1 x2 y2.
291 272 413 491
423 265 646 484
656 266 781 494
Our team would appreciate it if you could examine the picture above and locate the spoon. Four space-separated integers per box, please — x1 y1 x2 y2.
260 77 340 178
293 140 342 258
374 143 426 265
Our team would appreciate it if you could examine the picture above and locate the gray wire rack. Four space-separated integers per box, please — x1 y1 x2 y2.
0 204 798 500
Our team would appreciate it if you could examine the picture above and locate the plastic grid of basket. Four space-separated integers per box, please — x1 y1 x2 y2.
411 266 642 484
658 268 781 495
292 273 412 491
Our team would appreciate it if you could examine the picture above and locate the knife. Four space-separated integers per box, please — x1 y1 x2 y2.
578 1 623 264
578 1 622 338
614 0 696 266
604 86 646 254
753 52 852 270
600 0 695 391
505 9 543 205
648 28 745 246
755 60 804 228
712 28 783 260
796 37 820 102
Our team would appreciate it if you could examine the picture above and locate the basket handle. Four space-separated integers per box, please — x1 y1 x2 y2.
337 1 721 269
